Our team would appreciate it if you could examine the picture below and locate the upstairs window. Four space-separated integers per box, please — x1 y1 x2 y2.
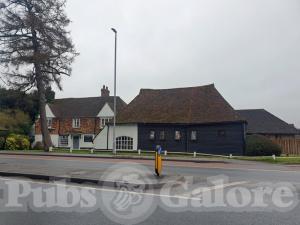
47 118 53 129
100 118 112 128
149 131 155 140
72 118 80 128
159 131 166 141
191 131 197 141
175 131 182 141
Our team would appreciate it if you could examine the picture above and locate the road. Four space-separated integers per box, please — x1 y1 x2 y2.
0 155 299 225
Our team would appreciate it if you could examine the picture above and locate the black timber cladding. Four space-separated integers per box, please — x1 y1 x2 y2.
138 122 246 155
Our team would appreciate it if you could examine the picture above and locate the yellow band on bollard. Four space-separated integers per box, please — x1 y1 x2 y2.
155 152 162 176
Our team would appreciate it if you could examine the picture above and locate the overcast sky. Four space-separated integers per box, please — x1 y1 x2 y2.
55 0 300 127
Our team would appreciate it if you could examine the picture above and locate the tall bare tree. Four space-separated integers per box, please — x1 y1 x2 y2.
0 0 78 151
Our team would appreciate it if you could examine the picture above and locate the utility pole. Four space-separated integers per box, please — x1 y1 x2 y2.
111 28 117 154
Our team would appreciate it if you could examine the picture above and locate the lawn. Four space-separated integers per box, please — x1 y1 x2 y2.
236 156 300 164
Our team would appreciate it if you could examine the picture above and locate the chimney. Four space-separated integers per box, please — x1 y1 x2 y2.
101 85 110 97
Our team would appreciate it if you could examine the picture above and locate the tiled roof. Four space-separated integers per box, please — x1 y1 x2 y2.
117 84 244 124
237 109 298 135
49 96 126 118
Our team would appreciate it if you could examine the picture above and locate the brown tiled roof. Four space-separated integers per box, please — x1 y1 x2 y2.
117 84 243 124
49 96 126 118
237 109 298 135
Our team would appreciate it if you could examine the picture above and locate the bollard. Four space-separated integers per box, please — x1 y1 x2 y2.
164 150 167 156
272 155 276 160
229 154 233 159
70 149 73 153
155 145 163 176
138 149 141 155
194 152 197 158
49 147 53 152
91 149 94 154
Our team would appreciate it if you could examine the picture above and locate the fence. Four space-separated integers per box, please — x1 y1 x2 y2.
271 138 300 155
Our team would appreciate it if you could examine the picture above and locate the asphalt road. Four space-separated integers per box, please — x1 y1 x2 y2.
0 155 299 225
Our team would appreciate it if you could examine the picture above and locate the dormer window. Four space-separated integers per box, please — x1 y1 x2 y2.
72 118 80 128
100 117 112 128
47 118 53 129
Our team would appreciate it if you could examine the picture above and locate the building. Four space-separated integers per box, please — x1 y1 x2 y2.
94 84 247 155
237 109 299 154
34 86 126 149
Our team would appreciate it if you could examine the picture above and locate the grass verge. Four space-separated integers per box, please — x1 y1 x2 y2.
236 156 300 164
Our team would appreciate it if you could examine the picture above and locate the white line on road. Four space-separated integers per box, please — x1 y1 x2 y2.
0 177 249 202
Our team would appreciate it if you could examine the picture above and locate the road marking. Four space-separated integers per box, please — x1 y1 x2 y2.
0 177 248 202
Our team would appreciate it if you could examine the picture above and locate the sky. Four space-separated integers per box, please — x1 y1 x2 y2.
21 0 300 126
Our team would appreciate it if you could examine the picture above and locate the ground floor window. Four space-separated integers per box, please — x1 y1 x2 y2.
59 135 69 147
159 131 166 141
84 135 93 143
116 136 133 150
149 131 155 140
191 131 197 141
175 131 182 140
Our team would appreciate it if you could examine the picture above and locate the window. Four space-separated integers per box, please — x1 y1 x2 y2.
175 131 182 140
149 131 155 140
59 135 69 147
72 118 80 128
159 131 166 141
84 135 93 143
47 118 53 129
191 131 197 141
100 118 112 128
116 136 133 150
218 130 226 137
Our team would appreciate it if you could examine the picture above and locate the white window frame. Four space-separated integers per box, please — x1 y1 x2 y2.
72 118 80 128
159 131 166 141
100 117 112 128
47 118 53 129
149 131 155 140
59 135 69 147
116 136 134 150
191 131 197 141
175 131 182 141
84 135 94 143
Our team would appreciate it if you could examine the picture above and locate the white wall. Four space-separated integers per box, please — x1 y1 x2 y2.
97 103 114 117
34 134 95 149
94 124 138 150
34 135 59 147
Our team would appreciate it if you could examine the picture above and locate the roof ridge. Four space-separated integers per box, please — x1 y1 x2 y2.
140 84 215 92
53 96 122 101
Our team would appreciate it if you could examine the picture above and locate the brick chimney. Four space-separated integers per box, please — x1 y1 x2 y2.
101 85 110 97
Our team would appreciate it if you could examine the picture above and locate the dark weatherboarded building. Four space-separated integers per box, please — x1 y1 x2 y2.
237 109 300 155
95 84 247 155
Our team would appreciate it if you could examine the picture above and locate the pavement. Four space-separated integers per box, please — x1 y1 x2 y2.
0 154 299 225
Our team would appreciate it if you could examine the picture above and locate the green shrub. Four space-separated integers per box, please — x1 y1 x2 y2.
0 137 5 150
5 134 30 150
245 135 282 156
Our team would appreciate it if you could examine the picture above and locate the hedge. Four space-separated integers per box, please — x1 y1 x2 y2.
245 135 282 156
